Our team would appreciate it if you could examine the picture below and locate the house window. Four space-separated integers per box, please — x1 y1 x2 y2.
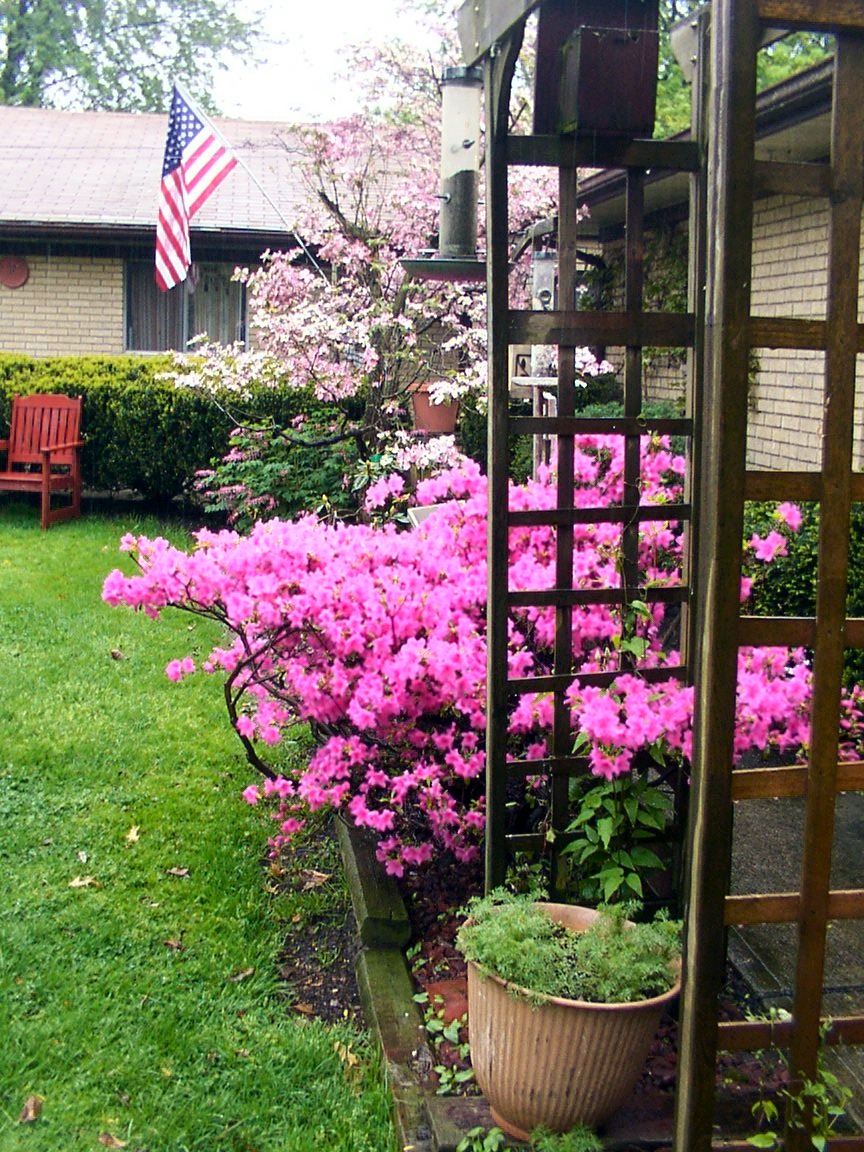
125 261 246 351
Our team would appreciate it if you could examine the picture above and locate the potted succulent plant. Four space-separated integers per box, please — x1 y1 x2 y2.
456 892 681 1141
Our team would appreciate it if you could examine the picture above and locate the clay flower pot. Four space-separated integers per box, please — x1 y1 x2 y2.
410 383 459 434
466 903 680 1140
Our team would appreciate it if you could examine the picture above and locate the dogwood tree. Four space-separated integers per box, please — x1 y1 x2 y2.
166 10 589 479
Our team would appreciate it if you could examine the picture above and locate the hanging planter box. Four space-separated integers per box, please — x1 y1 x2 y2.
533 0 660 138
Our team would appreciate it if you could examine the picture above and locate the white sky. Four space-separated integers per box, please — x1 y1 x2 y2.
212 2 438 122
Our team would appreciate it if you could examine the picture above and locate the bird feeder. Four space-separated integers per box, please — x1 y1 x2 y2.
533 0 660 137
401 64 485 281
439 65 484 258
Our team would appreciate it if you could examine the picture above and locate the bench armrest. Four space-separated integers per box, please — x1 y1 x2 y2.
40 439 85 455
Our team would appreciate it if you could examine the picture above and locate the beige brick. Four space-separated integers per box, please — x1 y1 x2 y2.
0 255 124 356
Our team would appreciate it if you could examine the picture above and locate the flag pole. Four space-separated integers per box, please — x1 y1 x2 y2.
173 80 329 284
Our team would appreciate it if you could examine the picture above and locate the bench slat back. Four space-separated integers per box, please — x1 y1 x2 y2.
8 395 82 467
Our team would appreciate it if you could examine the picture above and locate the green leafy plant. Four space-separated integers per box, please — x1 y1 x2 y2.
530 1124 604 1152
747 1024 853 1151
456 1126 507 1152
456 892 681 1005
561 771 672 904
413 992 474 1095
195 418 360 528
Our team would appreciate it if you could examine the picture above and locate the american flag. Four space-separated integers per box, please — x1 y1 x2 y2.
155 85 237 292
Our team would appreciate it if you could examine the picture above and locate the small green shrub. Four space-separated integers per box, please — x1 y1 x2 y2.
456 892 681 1004
0 354 356 506
531 1125 604 1152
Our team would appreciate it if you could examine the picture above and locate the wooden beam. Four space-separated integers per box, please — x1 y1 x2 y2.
744 471 823 501
507 134 701 171
725 893 799 924
724 891 864 925
507 664 688 696
508 585 688 608
749 316 827 350
759 0 864 32
744 471 864 501
737 616 816 646
510 416 693 438
510 309 696 348
508 503 690 527
720 1014 864 1052
456 0 540 65
731 761 864 800
754 160 832 199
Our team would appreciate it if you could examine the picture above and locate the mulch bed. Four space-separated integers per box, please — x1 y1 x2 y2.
274 836 790 1145
397 851 791 1145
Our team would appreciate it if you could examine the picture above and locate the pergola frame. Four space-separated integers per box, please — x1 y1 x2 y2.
460 0 864 1147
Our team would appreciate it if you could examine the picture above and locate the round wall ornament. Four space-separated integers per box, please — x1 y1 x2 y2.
0 255 30 289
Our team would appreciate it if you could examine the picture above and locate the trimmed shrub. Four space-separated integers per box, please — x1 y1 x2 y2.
0 354 348 505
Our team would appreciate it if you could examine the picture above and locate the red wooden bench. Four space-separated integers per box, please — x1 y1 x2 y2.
0 394 85 529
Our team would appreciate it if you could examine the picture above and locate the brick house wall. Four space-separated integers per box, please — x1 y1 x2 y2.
748 195 829 471
600 193 864 472
0 255 125 357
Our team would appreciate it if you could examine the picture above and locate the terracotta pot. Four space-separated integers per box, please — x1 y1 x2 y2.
410 385 459 434
466 903 680 1140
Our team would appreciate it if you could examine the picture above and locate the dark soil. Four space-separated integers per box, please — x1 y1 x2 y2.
269 840 365 1026
397 851 791 1144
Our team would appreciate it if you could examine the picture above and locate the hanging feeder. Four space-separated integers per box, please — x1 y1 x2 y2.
533 0 660 138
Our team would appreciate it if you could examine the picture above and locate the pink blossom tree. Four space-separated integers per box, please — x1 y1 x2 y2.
164 9 587 500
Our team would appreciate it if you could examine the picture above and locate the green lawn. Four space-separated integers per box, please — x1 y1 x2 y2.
0 503 393 1152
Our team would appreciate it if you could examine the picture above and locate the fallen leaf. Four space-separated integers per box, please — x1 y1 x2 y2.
125 826 140 844
98 1134 128 1148
227 966 255 983
19 1094 44 1123
110 649 126 660
163 938 184 951
69 875 101 889
292 1002 315 1016
333 1040 359 1069
166 867 189 878
301 869 331 889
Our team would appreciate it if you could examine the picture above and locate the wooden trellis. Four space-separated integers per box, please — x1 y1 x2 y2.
458 0 864 1147
676 3 864 1150
462 0 703 901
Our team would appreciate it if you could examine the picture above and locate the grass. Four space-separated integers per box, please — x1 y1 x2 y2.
0 501 394 1152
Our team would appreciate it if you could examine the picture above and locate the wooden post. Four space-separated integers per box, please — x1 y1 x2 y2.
484 26 524 893
785 32 864 1148
674 2 760 1148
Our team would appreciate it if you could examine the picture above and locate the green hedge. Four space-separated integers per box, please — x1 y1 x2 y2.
0 354 333 505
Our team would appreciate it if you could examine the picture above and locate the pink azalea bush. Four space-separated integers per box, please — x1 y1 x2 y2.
102 435 862 876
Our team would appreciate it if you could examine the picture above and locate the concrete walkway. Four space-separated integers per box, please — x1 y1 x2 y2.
730 790 864 1131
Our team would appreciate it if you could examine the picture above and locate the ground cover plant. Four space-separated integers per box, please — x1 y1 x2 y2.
0 503 392 1152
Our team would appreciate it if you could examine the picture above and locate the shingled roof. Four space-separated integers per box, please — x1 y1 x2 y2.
0 105 308 243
